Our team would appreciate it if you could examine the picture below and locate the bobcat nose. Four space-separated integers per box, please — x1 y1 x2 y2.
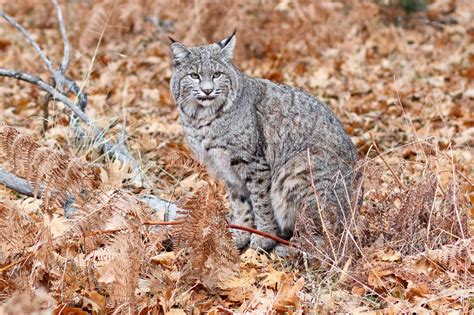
202 88 213 95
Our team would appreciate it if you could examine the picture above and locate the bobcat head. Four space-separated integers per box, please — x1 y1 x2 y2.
169 31 241 119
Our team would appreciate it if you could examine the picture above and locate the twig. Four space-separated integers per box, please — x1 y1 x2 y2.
41 93 51 136
41 77 54 136
80 219 291 246
52 0 70 76
0 253 34 272
370 133 406 190
228 223 291 247
0 11 56 77
144 220 182 226
0 9 82 105
306 148 337 259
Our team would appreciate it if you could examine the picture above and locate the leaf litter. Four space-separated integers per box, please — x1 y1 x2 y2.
0 0 473 313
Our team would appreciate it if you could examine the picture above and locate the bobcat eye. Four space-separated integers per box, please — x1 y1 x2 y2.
189 73 200 79
212 72 222 79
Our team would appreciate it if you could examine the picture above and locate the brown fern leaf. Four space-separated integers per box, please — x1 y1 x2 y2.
0 125 21 160
174 183 239 288
12 135 41 177
54 191 150 309
0 201 39 264
423 238 474 274
387 172 438 254
81 192 148 310
63 190 151 250
78 5 108 49
94 231 144 311
78 1 146 51
0 125 100 214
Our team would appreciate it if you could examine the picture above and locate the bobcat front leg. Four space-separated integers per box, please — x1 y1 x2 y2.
227 181 254 249
247 165 278 251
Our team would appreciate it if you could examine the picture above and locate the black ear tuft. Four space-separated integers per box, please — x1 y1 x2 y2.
168 36 177 44
218 29 237 49
218 30 237 59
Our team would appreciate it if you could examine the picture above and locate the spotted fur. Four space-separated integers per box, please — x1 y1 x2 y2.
169 32 360 251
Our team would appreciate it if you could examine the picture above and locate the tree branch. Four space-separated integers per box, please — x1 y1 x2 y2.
0 68 90 123
52 0 70 76
0 166 168 217
0 167 290 247
0 3 145 182
0 167 34 197
0 11 55 76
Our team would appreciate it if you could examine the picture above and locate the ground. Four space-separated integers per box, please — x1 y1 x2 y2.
0 0 472 313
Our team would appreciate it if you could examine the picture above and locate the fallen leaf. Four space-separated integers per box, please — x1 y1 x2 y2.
273 277 305 311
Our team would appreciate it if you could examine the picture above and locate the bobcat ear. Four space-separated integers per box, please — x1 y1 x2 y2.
218 30 236 60
170 40 191 65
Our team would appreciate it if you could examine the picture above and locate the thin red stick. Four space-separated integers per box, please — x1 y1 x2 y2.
83 220 292 247
227 223 291 247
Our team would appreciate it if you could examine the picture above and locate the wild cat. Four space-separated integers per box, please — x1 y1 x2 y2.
169 31 359 251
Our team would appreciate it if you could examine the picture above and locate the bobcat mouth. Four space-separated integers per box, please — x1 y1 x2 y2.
196 95 216 101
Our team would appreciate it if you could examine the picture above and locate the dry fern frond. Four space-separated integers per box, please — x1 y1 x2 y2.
156 142 205 177
423 238 474 274
0 125 101 213
64 191 151 309
0 201 39 264
86 223 144 311
62 190 151 252
78 1 146 51
377 172 437 254
174 183 239 288
0 125 21 160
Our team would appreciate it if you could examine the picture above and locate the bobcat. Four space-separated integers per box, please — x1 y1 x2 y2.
169 31 360 251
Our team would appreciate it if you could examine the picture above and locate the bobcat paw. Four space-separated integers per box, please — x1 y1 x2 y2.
250 234 277 251
232 229 251 250
274 244 299 258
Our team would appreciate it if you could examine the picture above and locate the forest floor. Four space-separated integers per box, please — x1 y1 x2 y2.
0 0 473 313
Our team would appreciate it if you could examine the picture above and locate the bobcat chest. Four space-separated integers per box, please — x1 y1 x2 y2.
185 128 238 181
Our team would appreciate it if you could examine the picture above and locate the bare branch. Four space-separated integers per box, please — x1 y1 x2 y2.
0 4 144 181
227 223 292 246
0 10 56 76
0 68 90 123
0 68 141 178
370 133 406 190
141 195 179 221
0 167 34 197
0 166 290 246
52 0 71 75
0 9 87 111
0 167 170 218
119 108 127 145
